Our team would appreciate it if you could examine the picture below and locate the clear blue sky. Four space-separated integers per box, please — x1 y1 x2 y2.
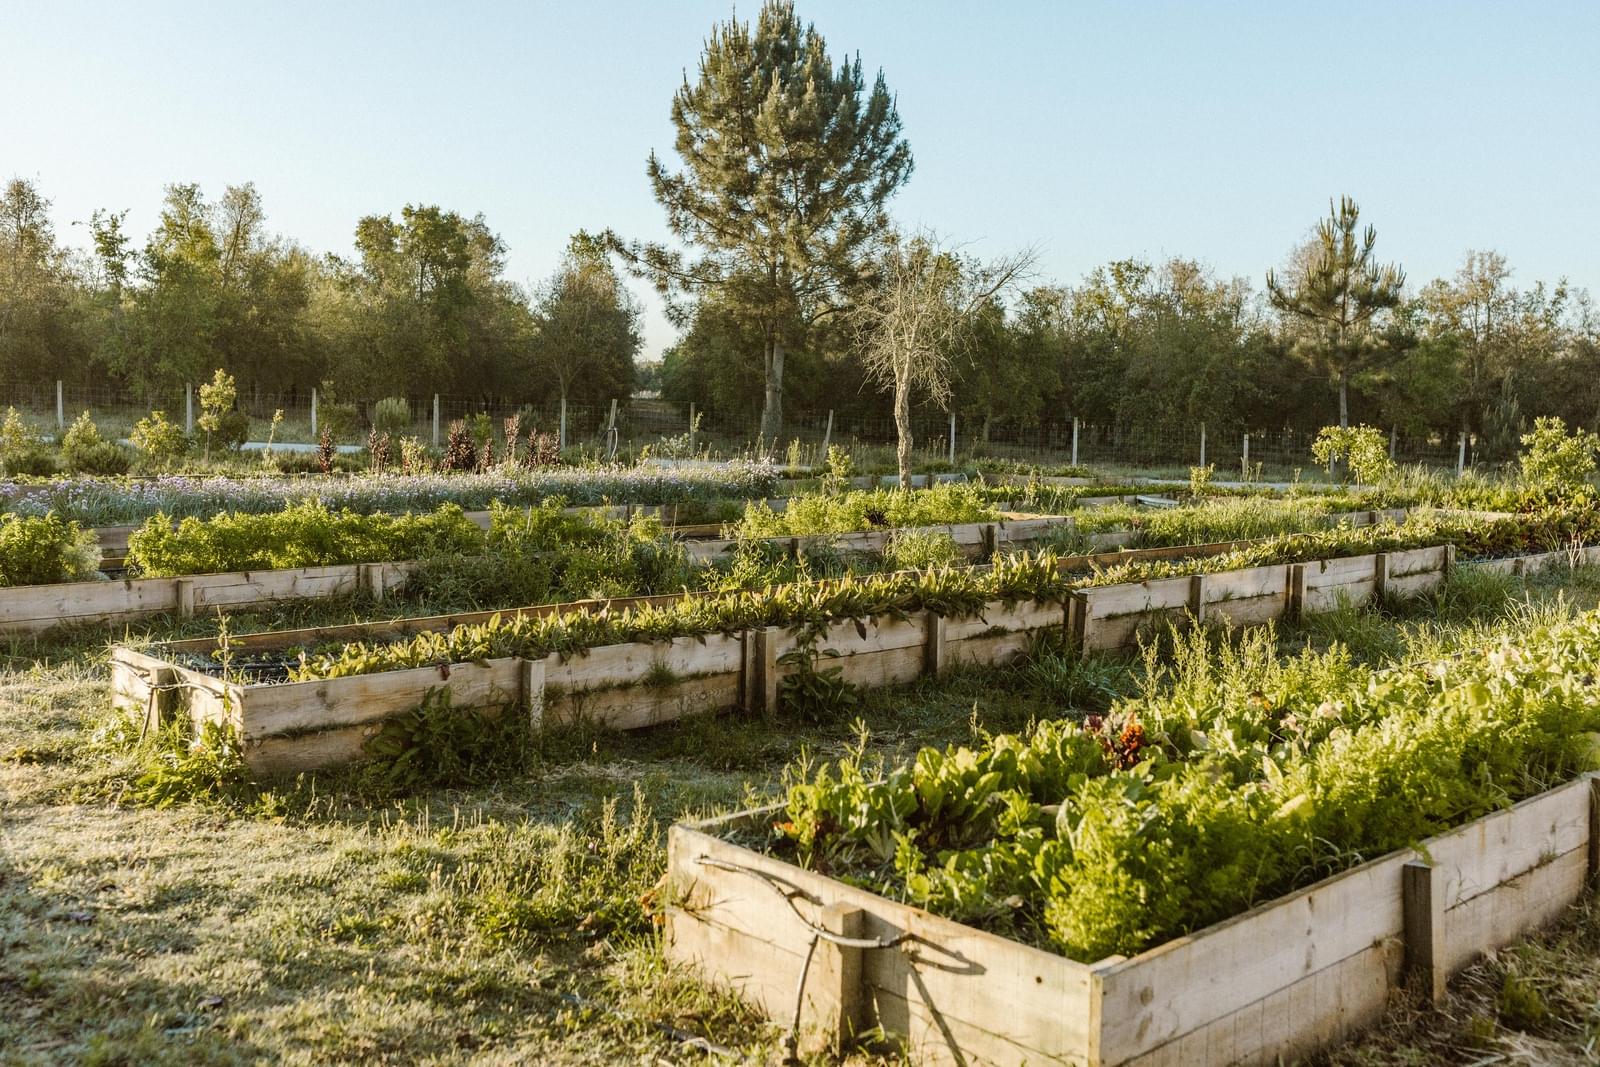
4 1 1597 358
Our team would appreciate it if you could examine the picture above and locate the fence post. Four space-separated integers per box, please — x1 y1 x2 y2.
606 398 619 460
1071 416 1080 468
432 394 440 447
1198 422 1207 469
688 402 696 453
310 387 318 437
822 409 834 453
1456 431 1467 476
948 412 956 465
184 384 193 434
55 380 63 430
1389 426 1397 460
1242 432 1250 469
558 397 568 450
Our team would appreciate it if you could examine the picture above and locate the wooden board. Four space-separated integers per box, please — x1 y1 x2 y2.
668 821 1098 1066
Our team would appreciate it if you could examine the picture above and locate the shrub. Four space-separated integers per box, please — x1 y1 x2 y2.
1311 425 1392 485
196 369 248 456
312 380 359 443
0 512 100 586
371 396 412 438
734 483 999 538
126 501 486 577
60 411 132 475
1 408 54 477
1519 416 1598 489
883 529 963 570
399 436 432 474
129 410 189 468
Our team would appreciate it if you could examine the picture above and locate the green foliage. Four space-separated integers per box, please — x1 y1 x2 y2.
1519 416 1599 488
126 500 485 577
735 483 999 538
0 512 100 586
1311 424 1393 485
0 405 54 475
196 368 247 455
776 630 859 724
315 380 359 442
128 718 250 808
883 529 963 570
371 396 412 437
129 409 189 468
60 411 132 474
357 688 528 796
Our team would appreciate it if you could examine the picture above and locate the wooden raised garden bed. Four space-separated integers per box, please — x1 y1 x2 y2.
666 773 1600 1065
111 538 1461 776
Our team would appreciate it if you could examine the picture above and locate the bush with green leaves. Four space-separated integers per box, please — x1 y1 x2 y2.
125 500 486 577
1311 424 1392 485
60 411 132 475
0 512 100 586
0 406 54 476
1518 416 1599 489
129 410 189 469
196 369 248 455
734 483 999 538
772 608 1600 961
371 396 412 438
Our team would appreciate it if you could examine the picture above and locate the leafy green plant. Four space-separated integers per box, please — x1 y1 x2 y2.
371 396 412 438
0 406 53 476
1312 424 1392 485
60 411 131 474
735 483 999 538
0 512 100 586
1519 416 1599 489
358 688 529 795
196 368 248 457
129 409 189 469
776 630 858 724
126 500 485 577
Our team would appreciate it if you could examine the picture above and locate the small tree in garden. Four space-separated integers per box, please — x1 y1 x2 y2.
1267 197 1405 431
1311 424 1392 485
849 231 1033 487
130 410 188 469
196 368 247 458
1519 416 1599 488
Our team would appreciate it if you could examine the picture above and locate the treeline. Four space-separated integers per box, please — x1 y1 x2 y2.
661 251 1600 455
0 178 637 407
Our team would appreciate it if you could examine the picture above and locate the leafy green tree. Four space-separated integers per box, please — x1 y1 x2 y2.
530 233 638 407
1267 197 1405 428
0 177 87 382
1518 416 1598 488
618 0 913 441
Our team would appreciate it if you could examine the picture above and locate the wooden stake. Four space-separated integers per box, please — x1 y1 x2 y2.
432 394 440 447
805 903 866 1051
1402 859 1446 1004
520 657 546 731
175 579 195 618
924 612 947 678
822 409 833 453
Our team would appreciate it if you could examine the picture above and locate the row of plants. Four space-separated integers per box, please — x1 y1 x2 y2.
0 463 781 526
768 605 1600 962
279 504 1600 683
730 482 1004 538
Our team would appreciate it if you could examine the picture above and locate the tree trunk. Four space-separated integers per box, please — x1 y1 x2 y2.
894 374 913 489
1338 372 1349 428
759 336 785 448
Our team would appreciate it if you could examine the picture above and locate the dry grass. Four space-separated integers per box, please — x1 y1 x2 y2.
5 565 1600 1064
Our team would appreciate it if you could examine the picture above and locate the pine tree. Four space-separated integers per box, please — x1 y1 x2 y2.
616 0 912 442
1267 196 1405 427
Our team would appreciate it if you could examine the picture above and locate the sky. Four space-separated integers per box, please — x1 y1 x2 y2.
3 0 1597 358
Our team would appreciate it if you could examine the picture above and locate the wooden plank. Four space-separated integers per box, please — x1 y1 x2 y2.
238 658 521 738
668 825 1095 1065
943 599 1064 642
549 671 739 730
1426 778 1591 908
1095 850 1412 1063
544 633 742 691
1438 847 1587 979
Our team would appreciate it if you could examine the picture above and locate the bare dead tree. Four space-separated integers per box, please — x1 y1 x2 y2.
849 230 1035 486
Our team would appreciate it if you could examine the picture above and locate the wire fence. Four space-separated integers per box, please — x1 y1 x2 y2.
0 378 1477 475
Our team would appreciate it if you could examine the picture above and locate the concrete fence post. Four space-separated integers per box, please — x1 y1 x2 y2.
1198 422 1207 468
184 383 193 434
310 387 318 437
55 380 64 430
432 394 441 447
558 397 568 450
1071 416 1080 468
948 412 956 465
1457 431 1467 476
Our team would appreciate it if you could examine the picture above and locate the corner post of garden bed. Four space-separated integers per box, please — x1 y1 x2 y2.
359 563 387 602
1402 858 1447 1005
923 611 947 677
741 627 780 720
801 902 868 1055
1373 553 1390 602
1187 574 1207 625
519 657 546 731
1587 775 1600 891
1287 563 1308 621
1067 590 1089 652
174 578 195 618
1084 954 1125 1067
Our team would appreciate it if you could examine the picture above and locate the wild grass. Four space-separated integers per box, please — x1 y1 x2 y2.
6 563 1600 1062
